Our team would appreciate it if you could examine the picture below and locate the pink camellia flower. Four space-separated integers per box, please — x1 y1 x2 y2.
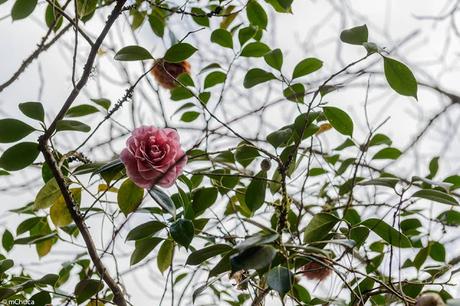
120 126 187 189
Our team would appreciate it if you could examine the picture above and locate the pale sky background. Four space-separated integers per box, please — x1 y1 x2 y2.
1 0 460 305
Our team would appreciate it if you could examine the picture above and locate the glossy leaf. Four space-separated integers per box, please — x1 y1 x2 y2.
56 120 91 133
362 218 412 248
412 189 459 206
323 106 353 136
12 0 37 20
117 179 144 215
126 221 166 241
66 104 99 117
245 170 267 212
130 237 163 265
18 102 44 122
204 71 226 89
186 244 232 265
74 279 103 304
157 239 174 273
372 147 401 160
114 45 153 61
50 188 81 227
383 56 418 99
0 119 35 143
340 24 368 45
264 48 283 71
211 29 233 49
243 68 276 88
246 0 268 29
241 42 270 57
292 58 323 79
231 245 276 270
0 142 39 171
267 266 294 297
164 43 197 63
149 187 176 217
170 219 194 248
304 213 339 243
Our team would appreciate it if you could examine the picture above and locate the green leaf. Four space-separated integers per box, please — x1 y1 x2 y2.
90 98 111 110
148 11 165 37
192 187 219 216
180 111 200 122
56 120 91 133
0 142 39 171
340 24 368 45
191 7 209 27
235 232 279 252
231 245 276 270
74 279 103 304
0 119 35 143
130 237 163 265
241 42 270 57
267 127 293 148
170 219 194 248
66 104 99 117
117 179 144 215
30 291 51 305
246 0 268 29
265 0 293 12
45 1 63 31
304 213 339 243
126 221 167 241
164 43 197 63
323 106 353 136
430 241 446 262
361 218 412 248
186 244 233 265
36 273 59 286
264 48 283 71
372 147 401 160
19 102 45 122
238 26 258 46
413 247 429 269
235 143 260 167
14 233 57 245
2 230 14 252
114 45 153 61
428 156 440 179
0 259 13 274
50 188 81 227
244 68 276 88
267 266 294 297
12 0 37 20
437 210 460 226
148 187 176 217
76 0 97 17
204 71 226 89
292 58 323 79
412 189 459 206
358 177 399 189
35 178 61 209
383 56 418 99
369 133 392 147
245 170 267 212
283 84 305 103
211 29 233 49
157 239 174 273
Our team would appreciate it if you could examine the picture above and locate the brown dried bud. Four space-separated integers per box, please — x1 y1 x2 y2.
301 260 332 281
260 158 271 171
415 293 445 306
150 58 191 89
